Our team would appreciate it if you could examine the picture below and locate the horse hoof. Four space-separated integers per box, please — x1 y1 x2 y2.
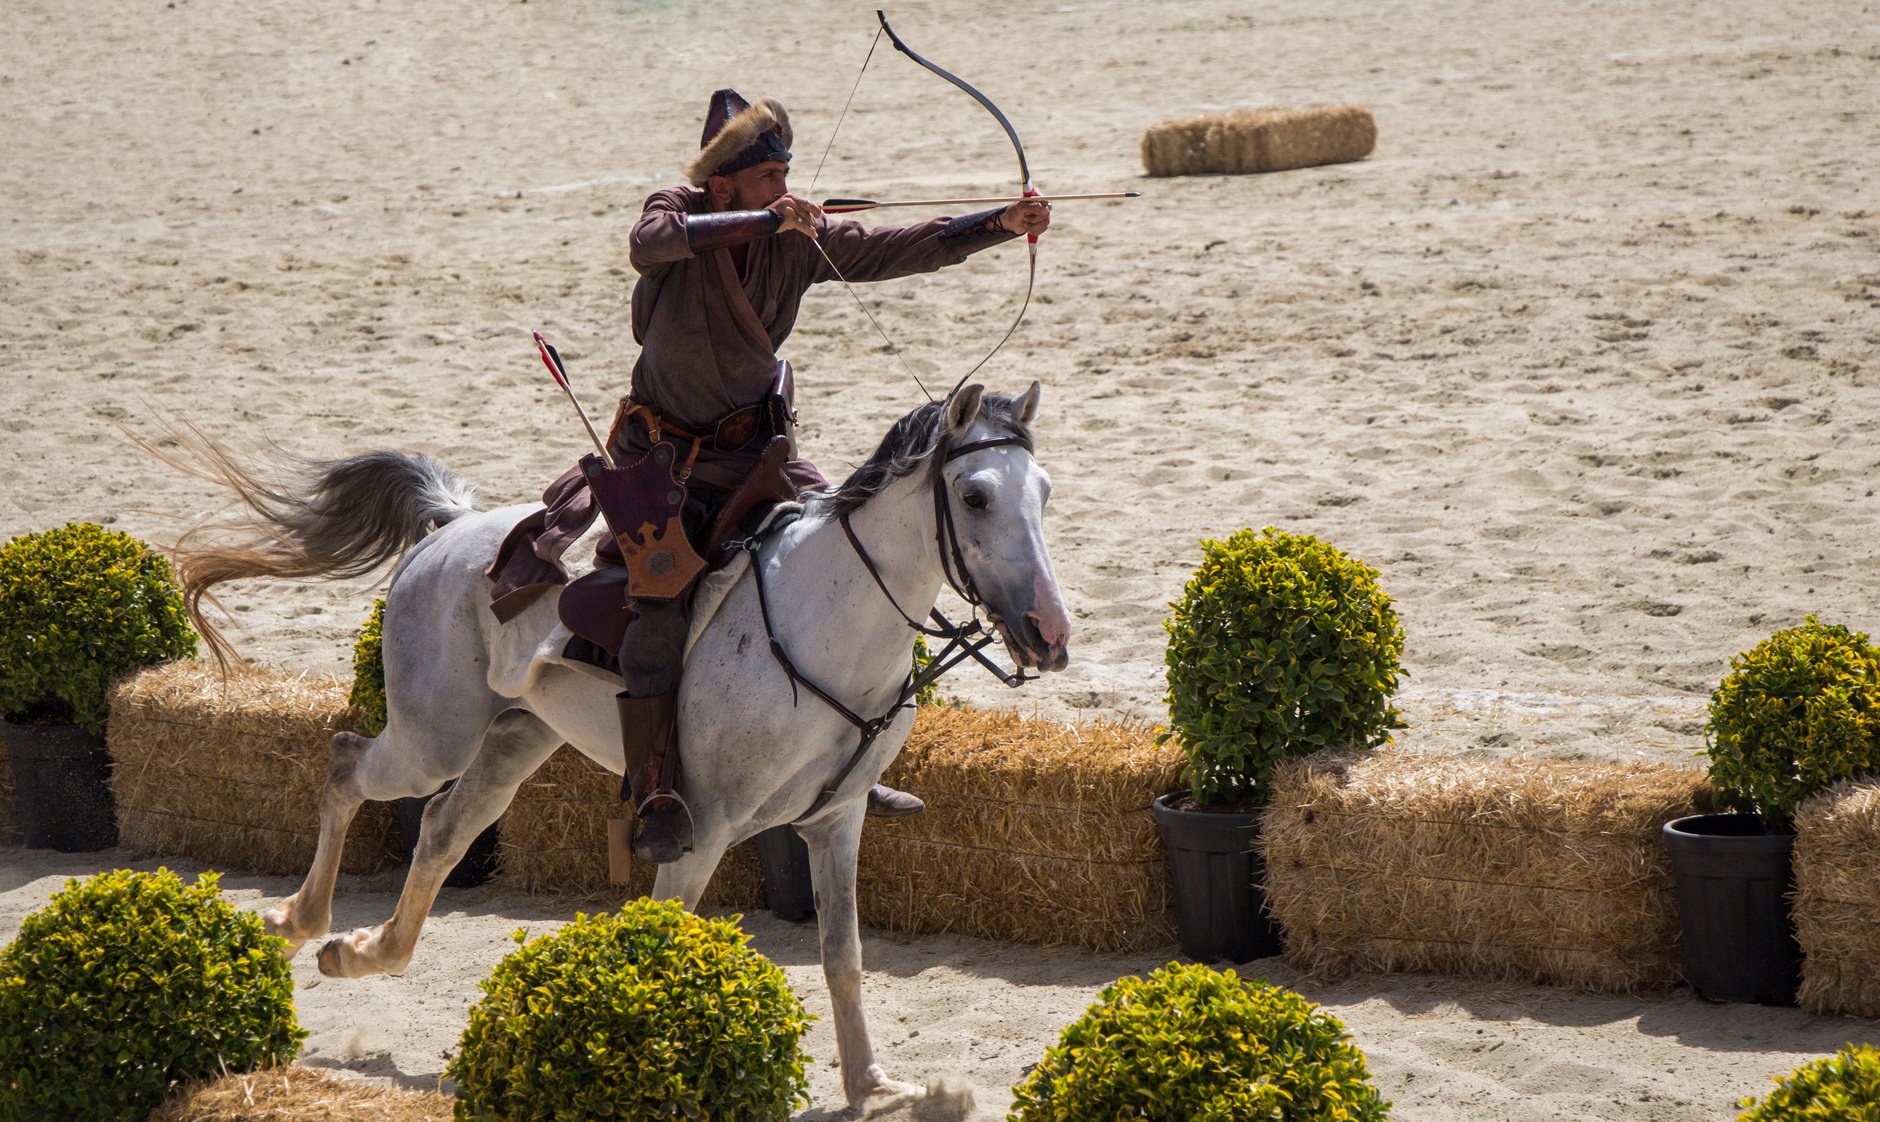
315 936 349 978
316 930 376 978
846 1067 929 1109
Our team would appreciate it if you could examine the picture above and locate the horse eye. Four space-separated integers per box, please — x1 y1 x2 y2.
962 488 989 511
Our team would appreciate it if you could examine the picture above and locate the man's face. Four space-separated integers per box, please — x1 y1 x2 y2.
719 160 791 209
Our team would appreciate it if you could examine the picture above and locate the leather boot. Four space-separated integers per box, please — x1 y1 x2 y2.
866 783 925 818
616 692 693 863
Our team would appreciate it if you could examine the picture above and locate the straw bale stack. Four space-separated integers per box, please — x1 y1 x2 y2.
151 1065 452 1121
858 707 1184 953
107 662 399 876
1141 105 1376 178
497 743 767 908
1793 780 1880 1018
0 728 19 845
1264 749 1712 992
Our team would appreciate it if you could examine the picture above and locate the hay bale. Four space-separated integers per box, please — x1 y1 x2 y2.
0 726 19 846
151 1065 452 1121
496 743 767 908
107 662 398 876
1264 749 1712 992
1793 780 1880 1018
1141 105 1376 178
858 707 1184 953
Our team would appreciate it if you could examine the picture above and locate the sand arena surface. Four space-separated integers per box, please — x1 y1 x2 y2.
3 0 1878 1117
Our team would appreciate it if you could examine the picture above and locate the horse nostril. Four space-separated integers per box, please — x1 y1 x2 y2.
1025 610 1068 652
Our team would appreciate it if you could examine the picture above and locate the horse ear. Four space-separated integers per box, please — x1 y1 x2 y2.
1017 380 1041 423
946 384 984 434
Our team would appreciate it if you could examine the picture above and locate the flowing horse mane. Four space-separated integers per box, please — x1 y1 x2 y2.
811 392 1035 520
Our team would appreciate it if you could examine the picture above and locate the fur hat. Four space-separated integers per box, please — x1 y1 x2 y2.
684 88 793 187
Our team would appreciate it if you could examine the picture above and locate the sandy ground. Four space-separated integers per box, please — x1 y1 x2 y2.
4 0 1880 1117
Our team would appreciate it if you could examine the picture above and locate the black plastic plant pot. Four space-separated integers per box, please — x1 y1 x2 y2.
3 720 118 852
1152 791 1282 964
393 782 500 889
1662 812 1801 1005
754 824 816 921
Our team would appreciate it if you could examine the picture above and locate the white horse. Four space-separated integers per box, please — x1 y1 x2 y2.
166 383 1069 1107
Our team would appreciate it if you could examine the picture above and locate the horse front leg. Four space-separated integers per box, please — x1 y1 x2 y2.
317 711 559 978
801 806 922 1107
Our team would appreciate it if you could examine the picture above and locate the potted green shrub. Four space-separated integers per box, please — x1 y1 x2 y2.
448 897 812 1120
1665 616 1880 1004
0 522 197 851
0 868 305 1121
1737 1043 1880 1120
1155 526 1404 962
1008 961 1390 1121
350 599 499 887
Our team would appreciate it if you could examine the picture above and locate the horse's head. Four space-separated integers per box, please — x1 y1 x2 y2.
936 382 1071 673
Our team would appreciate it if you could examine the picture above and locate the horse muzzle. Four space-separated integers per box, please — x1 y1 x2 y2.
995 611 1070 673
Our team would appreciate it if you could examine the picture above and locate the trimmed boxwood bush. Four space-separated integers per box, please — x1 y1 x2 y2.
0 868 305 1122
447 897 811 1121
0 522 198 731
1738 1043 1880 1120
1008 961 1389 1122
348 598 388 736
1705 616 1880 828
1163 527 1404 806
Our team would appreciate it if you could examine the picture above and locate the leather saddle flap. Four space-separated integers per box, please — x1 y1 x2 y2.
582 445 707 602
560 436 798 658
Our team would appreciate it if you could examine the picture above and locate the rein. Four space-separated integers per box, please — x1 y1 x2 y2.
743 430 1036 823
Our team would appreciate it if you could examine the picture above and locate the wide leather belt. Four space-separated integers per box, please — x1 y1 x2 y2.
618 400 769 455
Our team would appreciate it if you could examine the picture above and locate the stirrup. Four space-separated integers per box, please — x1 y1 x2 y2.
633 789 695 864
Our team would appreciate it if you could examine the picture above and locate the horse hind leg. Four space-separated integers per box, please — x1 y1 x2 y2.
262 729 375 956
264 693 494 956
316 709 561 979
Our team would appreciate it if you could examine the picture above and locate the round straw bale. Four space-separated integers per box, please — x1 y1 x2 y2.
1141 105 1376 178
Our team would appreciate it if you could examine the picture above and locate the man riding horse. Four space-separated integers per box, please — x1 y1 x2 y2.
489 88 1052 864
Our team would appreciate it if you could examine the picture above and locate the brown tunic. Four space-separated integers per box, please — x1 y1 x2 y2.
485 186 1014 619
622 185 1012 489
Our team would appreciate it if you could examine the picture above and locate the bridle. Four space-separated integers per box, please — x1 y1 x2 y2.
742 427 1037 823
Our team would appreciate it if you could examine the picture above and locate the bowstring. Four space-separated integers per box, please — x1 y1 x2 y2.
805 23 934 401
811 239 935 401
808 26 883 196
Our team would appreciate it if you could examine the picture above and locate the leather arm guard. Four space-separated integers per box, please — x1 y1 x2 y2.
937 206 1016 250
685 209 784 254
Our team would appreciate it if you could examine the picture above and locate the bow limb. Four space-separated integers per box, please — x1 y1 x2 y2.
876 9 1038 394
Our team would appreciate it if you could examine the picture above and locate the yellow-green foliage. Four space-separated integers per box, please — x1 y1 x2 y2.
0 522 197 731
1163 527 1404 806
1739 1044 1880 1121
1706 616 1880 826
447 898 811 1122
347 599 387 736
0 869 304 1122
912 635 941 707
1008 962 1389 1122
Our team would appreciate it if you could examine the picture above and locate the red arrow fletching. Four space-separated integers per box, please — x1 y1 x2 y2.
532 330 571 392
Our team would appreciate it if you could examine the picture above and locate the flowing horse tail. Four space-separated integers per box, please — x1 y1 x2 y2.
142 421 482 668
